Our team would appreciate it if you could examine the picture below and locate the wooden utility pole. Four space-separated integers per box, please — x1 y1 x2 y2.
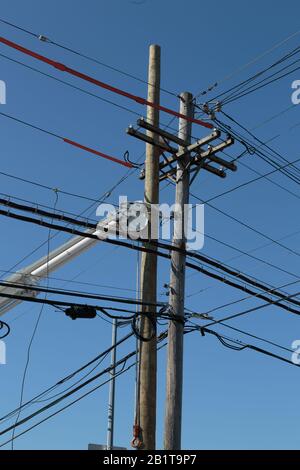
138 44 161 450
164 91 193 450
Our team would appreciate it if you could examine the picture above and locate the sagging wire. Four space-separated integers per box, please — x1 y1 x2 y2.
192 325 300 367
0 321 10 339
123 150 143 169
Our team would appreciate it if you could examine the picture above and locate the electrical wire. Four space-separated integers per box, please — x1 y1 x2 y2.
10 190 58 449
0 331 134 425
202 290 300 329
1 204 300 315
0 110 133 168
202 154 300 204
194 27 300 98
190 189 300 259
0 280 165 309
193 326 300 367
202 44 300 104
0 17 179 98
214 113 300 184
0 35 212 129
0 330 169 442
0 320 10 338
1 196 300 310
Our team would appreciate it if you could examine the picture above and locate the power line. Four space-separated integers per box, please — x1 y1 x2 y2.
202 154 300 204
0 330 169 442
2 205 300 316
0 17 179 98
11 191 58 449
0 362 135 448
0 110 133 168
192 326 300 367
190 189 300 259
215 113 300 184
208 322 294 355
0 330 134 425
0 280 165 309
186 315 294 355
222 61 300 106
221 110 300 173
0 51 144 119
201 44 300 104
202 290 300 328
0 347 138 440
190 279 300 319
0 181 118 209
0 268 147 296
194 27 300 98
0 35 212 129
0 51 211 140
2 195 300 310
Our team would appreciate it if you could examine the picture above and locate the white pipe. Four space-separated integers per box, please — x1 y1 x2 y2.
0 207 131 318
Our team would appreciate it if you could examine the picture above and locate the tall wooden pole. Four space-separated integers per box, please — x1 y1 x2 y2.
106 319 117 450
138 44 161 450
164 92 193 450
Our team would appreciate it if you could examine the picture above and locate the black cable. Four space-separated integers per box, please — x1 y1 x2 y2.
0 168 119 205
221 110 300 174
202 290 300 329
0 280 165 308
131 313 156 342
0 110 61 139
0 52 144 118
205 45 300 104
2 197 300 308
198 326 300 367
189 279 300 319
0 196 96 229
219 54 300 105
202 154 300 204
0 331 133 425
10 191 58 449
2 194 300 307
0 330 170 440
0 350 137 439
0 320 10 338
223 62 300 106
190 189 300 259
215 115 300 184
0 17 179 98
2 163 137 278
0 268 146 296
212 322 294 354
0 362 134 448
1 206 300 315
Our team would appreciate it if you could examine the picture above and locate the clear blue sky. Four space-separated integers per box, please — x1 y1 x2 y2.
1 0 300 450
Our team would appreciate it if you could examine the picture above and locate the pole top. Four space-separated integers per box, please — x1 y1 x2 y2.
149 44 161 50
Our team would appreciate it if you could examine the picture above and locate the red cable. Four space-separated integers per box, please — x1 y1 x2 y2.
63 138 132 168
0 108 132 168
0 36 213 129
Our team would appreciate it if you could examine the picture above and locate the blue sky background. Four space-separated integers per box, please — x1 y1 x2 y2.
0 0 300 450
